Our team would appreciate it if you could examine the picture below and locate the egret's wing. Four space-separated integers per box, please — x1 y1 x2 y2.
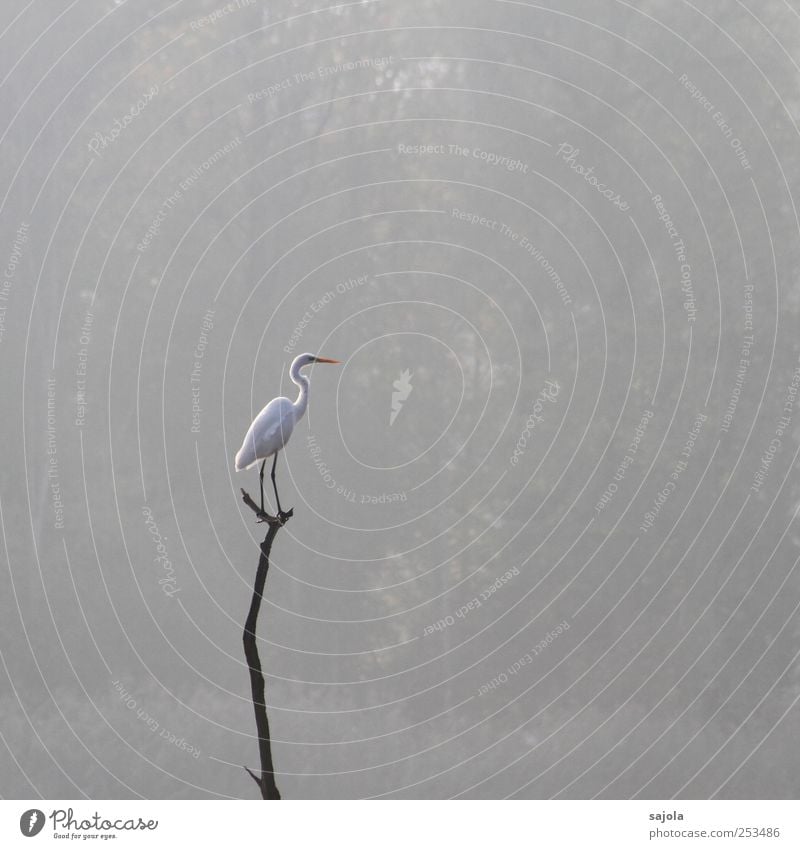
234 397 294 470
234 423 262 471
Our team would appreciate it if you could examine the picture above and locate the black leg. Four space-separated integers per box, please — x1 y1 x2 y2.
270 452 282 515
259 459 266 514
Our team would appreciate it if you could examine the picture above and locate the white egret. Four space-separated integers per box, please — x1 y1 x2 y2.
235 352 341 517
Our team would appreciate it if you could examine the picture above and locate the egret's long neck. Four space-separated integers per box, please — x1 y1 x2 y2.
291 364 310 421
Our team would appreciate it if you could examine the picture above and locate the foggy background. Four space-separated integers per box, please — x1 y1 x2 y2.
1 0 800 799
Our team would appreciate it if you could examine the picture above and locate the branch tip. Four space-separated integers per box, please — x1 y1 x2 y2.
244 766 261 788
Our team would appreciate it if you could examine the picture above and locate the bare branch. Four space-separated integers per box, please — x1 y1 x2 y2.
241 488 293 525
241 487 288 800
243 766 261 789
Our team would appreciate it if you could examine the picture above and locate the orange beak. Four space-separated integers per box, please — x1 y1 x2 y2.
314 357 341 364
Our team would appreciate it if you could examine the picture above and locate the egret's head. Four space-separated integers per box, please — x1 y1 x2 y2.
293 352 342 370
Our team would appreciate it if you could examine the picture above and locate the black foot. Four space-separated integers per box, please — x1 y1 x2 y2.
254 507 293 525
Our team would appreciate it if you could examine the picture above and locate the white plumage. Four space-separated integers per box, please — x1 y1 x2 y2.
235 397 297 471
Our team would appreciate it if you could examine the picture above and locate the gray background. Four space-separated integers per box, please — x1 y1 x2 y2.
1 0 799 799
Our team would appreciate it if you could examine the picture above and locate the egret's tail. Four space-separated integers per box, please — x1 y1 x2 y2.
234 445 258 471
